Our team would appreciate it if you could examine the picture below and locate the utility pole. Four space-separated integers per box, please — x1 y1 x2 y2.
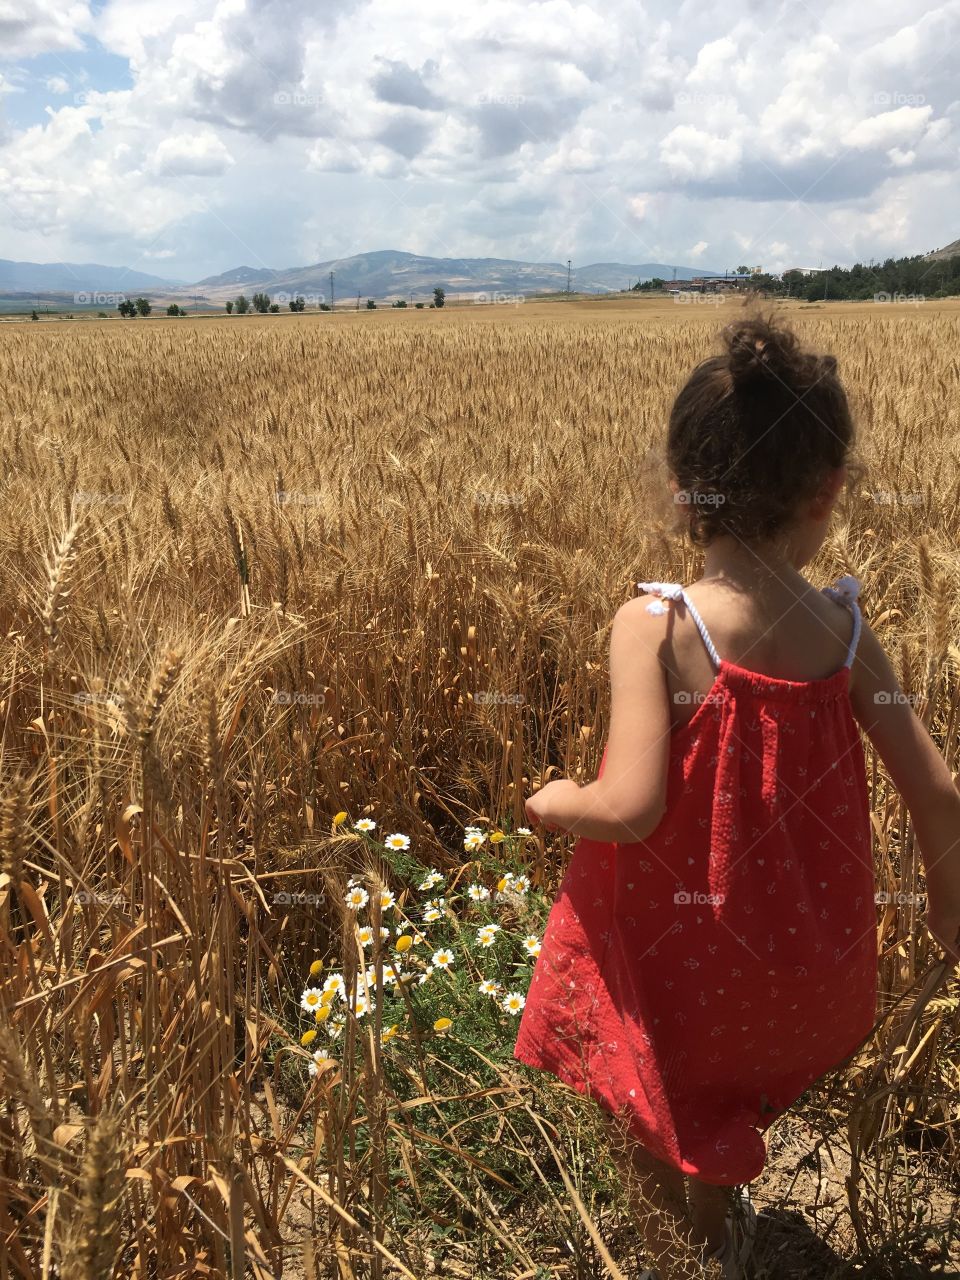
329 270 335 311
566 258 572 295
356 291 360 311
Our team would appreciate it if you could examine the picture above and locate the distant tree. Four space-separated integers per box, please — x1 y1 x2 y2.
135 297 152 316
235 295 250 314
433 287 445 308
118 299 137 317
735 265 751 277
31 310 39 322
269 303 280 312
288 296 306 312
166 303 187 316
392 299 407 308
415 302 424 308
319 303 332 311
225 299 234 313
251 292 271 313
366 298 377 309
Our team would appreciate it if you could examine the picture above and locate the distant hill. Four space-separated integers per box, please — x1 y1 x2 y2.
0 258 183 294
195 265 279 287
181 250 716 303
925 239 960 261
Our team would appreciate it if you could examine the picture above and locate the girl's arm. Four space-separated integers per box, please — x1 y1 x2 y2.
525 597 671 843
850 617 960 963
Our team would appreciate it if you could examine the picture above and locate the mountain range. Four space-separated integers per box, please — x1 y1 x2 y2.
0 258 185 294
0 250 716 303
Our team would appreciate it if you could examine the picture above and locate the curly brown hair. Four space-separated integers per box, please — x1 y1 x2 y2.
666 305 857 546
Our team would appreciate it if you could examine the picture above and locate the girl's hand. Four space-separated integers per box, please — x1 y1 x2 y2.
525 779 581 834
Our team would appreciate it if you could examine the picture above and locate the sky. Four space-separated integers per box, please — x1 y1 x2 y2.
0 0 957 282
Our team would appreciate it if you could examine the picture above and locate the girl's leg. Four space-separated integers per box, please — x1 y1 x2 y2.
599 1110 706 1279
686 1176 731 1256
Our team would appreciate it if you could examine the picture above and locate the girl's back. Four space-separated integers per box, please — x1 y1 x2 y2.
665 574 858 732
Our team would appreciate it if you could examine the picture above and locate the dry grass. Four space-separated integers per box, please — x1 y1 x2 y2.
0 298 957 1278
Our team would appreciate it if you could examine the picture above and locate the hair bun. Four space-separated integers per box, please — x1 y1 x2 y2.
723 316 800 389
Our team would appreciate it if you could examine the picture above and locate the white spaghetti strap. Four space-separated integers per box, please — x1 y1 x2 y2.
821 574 862 668
637 580 722 671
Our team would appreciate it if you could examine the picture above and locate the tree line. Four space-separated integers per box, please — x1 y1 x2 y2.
632 250 960 301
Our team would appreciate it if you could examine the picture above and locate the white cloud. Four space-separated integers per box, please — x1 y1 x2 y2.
150 131 235 176
0 0 91 57
46 76 71 95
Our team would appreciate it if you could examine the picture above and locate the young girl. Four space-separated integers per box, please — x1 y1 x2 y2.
514 310 960 1279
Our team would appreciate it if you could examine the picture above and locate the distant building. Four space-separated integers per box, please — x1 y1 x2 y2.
784 267 824 276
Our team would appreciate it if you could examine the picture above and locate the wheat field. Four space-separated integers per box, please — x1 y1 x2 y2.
0 297 958 1279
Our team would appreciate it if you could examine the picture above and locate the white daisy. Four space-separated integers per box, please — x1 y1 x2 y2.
357 926 375 948
467 883 490 902
523 935 541 956
300 986 325 1013
423 907 442 922
351 991 375 1017
516 827 532 836
476 927 498 948
464 825 483 834
502 991 526 1015
412 931 427 945
432 948 455 969
424 897 446 911
464 831 486 851
418 966 434 985
308 1049 332 1076
381 963 401 986
418 870 445 890
513 875 531 894
384 833 410 850
478 978 501 997
379 888 396 910
327 1019 346 1041
322 973 345 999
353 818 377 832
345 885 369 910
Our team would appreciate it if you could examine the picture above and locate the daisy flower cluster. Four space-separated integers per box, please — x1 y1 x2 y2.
298 816 541 1075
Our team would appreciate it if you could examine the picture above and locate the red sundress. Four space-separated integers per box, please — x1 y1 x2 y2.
513 575 878 1186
